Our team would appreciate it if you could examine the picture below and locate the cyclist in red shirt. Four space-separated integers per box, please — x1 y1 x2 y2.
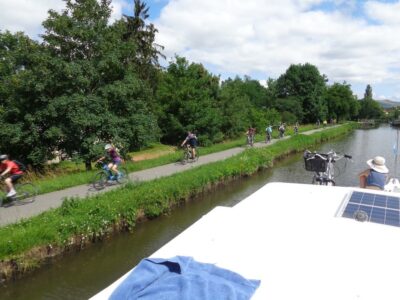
0 155 24 197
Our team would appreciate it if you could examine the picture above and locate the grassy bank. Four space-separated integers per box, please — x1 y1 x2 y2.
0 123 354 280
24 124 318 196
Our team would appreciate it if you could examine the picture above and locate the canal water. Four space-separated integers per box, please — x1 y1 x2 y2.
1 125 398 299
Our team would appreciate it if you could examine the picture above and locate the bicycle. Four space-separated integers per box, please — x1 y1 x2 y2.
0 182 38 207
278 126 285 138
180 145 199 165
266 132 271 143
304 150 352 186
92 161 130 190
246 134 255 147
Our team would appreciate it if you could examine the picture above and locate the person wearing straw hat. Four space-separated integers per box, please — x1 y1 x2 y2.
359 156 389 190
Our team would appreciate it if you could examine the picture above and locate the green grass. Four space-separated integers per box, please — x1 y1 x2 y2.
128 143 175 157
0 123 355 264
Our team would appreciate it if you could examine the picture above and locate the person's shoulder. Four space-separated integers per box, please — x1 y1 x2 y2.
358 169 370 176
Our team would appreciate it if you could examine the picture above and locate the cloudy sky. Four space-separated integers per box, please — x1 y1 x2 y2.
1 0 400 101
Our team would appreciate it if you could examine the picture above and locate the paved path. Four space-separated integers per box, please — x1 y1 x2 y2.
0 126 335 227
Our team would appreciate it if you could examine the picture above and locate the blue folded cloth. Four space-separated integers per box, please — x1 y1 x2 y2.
110 256 260 300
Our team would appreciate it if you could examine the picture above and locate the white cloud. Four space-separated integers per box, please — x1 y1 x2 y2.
155 0 400 99
365 1 400 25
110 0 129 23
0 0 64 37
0 0 127 38
2 0 400 100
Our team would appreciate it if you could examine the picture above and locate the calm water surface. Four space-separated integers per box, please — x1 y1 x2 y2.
1 125 398 299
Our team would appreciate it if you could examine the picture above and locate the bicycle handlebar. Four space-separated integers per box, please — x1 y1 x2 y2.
304 150 352 161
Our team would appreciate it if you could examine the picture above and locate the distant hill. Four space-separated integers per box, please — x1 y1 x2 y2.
376 99 400 109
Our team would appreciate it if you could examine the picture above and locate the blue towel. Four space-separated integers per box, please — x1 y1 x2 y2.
110 256 260 300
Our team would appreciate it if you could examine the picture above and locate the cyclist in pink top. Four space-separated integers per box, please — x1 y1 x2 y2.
96 144 123 179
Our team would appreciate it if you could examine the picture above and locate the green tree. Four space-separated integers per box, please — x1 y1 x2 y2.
241 76 268 108
276 63 327 123
156 56 222 145
218 77 278 137
218 78 253 138
358 85 383 120
264 78 277 109
358 99 384 119
325 82 359 122
364 84 373 100
264 108 281 126
0 31 59 165
41 0 159 169
274 96 304 122
122 0 164 90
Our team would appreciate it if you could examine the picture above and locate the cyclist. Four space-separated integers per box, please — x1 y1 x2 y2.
246 127 256 146
96 144 122 180
359 156 388 190
181 131 198 159
0 154 24 197
265 125 272 143
278 123 285 138
294 122 299 135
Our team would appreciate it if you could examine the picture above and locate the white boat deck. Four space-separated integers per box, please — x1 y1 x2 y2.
91 182 400 300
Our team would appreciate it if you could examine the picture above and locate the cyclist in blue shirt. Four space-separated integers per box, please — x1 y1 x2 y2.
265 125 272 143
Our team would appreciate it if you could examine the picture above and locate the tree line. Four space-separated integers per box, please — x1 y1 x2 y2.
0 0 384 169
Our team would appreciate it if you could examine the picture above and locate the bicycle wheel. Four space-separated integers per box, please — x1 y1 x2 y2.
312 175 324 185
0 191 7 207
117 167 130 184
92 171 108 190
14 183 37 204
326 179 336 186
181 151 189 165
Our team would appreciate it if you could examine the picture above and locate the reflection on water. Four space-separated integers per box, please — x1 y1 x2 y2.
1 125 397 299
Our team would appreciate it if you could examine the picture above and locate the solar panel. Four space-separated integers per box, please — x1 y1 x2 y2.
342 191 400 227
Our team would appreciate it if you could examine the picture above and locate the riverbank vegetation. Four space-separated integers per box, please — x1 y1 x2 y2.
0 0 382 172
0 124 355 281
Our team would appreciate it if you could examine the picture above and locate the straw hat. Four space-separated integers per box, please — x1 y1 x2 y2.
367 156 388 174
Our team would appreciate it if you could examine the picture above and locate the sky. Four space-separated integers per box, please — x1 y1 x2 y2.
1 0 400 101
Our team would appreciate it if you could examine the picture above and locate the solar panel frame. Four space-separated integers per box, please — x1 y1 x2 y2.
339 191 400 228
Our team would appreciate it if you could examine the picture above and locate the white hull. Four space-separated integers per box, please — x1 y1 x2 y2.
91 183 400 300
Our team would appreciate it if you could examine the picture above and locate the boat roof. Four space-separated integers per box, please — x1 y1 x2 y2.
91 182 400 300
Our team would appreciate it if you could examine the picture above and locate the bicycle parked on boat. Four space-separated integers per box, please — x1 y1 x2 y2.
92 161 129 190
304 150 352 186
0 182 38 206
